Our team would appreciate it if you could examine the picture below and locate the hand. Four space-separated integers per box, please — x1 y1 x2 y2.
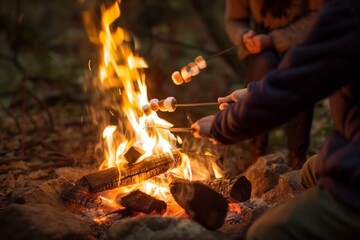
217 88 247 110
242 30 256 43
244 34 273 54
191 115 218 144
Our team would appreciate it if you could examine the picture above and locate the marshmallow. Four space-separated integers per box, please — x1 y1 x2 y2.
172 71 184 85
164 96 177 112
158 99 166 111
194 55 206 69
142 104 152 116
188 62 200 76
180 66 192 82
149 98 159 111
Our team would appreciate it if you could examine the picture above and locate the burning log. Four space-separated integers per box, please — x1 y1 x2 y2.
61 183 116 211
202 175 251 203
116 190 166 214
76 150 183 193
170 179 228 230
123 146 145 164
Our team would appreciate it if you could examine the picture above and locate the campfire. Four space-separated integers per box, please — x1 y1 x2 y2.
0 1 315 239
61 1 251 230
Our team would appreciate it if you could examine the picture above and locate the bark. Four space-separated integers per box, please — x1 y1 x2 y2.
75 150 183 193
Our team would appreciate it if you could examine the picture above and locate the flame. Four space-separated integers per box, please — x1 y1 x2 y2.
86 1 226 218
94 2 178 169
85 1 194 204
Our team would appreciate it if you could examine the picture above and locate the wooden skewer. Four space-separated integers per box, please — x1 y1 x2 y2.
175 102 219 107
147 125 194 133
168 127 194 133
206 43 242 62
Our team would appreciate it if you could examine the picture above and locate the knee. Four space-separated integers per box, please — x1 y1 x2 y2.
300 154 318 188
246 212 286 240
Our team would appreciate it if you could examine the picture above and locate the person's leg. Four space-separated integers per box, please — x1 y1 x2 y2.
245 50 280 163
246 186 360 240
287 106 314 169
300 154 318 189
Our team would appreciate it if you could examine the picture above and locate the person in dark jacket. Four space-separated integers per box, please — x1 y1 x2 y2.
192 0 360 238
225 0 325 168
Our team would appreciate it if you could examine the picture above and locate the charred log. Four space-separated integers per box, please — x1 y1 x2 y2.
61 183 116 211
170 179 228 230
123 146 145 164
76 150 183 193
116 190 166 214
202 175 251 203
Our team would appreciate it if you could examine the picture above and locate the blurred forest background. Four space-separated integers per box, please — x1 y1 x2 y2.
0 0 334 174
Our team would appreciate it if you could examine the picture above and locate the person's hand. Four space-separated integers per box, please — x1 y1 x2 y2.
242 30 256 51
245 34 274 54
242 29 256 43
191 115 218 144
217 88 247 110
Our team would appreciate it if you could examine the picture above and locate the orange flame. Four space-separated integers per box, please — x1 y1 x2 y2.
86 1 194 201
85 1 226 216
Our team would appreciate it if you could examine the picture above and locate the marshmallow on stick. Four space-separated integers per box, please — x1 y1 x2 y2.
188 62 200 76
172 71 184 85
149 98 159 111
194 55 206 69
171 55 207 85
164 97 177 112
158 99 166 111
142 104 152 116
180 66 192 83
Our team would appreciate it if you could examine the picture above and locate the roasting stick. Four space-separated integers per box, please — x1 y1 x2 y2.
165 127 194 133
143 97 220 115
145 124 194 133
205 43 241 62
175 102 219 107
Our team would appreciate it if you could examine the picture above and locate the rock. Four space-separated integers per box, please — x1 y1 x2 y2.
11 177 69 209
243 154 291 197
0 203 93 240
108 215 230 240
55 167 95 183
261 170 304 205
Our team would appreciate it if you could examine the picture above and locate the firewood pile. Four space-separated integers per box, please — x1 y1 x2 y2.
59 148 252 231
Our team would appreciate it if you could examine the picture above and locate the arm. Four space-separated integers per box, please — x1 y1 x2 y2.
212 0 360 144
225 0 252 59
269 0 326 53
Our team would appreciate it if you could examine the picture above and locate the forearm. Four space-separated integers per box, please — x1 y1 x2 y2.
225 0 251 59
225 19 251 59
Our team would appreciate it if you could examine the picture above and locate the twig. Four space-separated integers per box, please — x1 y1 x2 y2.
0 156 32 164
